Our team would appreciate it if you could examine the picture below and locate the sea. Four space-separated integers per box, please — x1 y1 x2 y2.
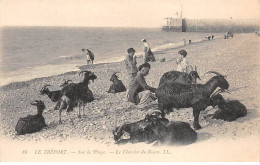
0 26 219 86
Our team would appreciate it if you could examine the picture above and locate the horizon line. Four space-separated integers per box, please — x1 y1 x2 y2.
0 25 162 28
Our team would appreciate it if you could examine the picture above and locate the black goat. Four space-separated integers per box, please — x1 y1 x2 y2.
213 100 247 121
159 70 200 87
113 111 196 145
113 110 169 144
40 80 73 110
155 71 229 130
15 100 47 135
209 89 229 107
209 90 247 121
108 72 126 93
40 85 61 102
147 120 197 146
57 70 97 124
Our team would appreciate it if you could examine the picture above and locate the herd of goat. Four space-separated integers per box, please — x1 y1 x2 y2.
15 67 247 146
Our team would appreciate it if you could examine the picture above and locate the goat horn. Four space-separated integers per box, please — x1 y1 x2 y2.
220 89 230 94
113 72 120 75
205 71 225 77
41 84 51 91
79 70 88 76
211 89 230 98
43 84 51 88
114 124 125 137
210 89 222 98
30 100 38 105
148 110 162 116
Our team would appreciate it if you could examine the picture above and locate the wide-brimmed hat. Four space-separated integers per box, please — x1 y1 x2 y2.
141 39 147 42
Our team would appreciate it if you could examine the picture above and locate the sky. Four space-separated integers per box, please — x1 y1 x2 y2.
0 0 259 27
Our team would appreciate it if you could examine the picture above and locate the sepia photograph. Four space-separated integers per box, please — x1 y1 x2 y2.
0 0 259 162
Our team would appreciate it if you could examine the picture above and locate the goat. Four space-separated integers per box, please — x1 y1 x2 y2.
113 111 196 145
40 84 61 102
113 110 169 144
213 100 247 121
209 89 247 121
159 68 200 87
147 120 197 146
57 70 97 124
155 71 229 130
108 72 126 93
15 100 47 135
40 80 73 110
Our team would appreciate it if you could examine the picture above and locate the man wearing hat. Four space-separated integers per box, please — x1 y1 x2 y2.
176 49 189 72
124 48 138 87
127 63 157 108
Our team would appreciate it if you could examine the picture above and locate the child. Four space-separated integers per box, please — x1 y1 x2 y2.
176 49 188 72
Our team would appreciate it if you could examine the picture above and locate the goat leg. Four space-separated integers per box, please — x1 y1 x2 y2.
193 108 202 130
58 101 65 124
58 110 62 124
54 100 61 110
78 105 81 119
82 104 86 117
67 111 74 125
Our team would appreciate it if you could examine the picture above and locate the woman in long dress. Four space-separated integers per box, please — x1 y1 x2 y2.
141 39 155 63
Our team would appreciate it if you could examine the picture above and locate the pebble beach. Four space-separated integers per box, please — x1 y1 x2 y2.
0 33 259 161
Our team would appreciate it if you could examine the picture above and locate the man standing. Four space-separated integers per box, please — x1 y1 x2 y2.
127 63 157 108
124 48 138 87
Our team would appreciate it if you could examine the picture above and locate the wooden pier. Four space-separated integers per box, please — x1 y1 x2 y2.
162 18 260 33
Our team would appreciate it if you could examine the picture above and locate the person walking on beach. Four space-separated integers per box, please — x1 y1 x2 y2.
124 48 138 87
127 63 157 109
141 39 155 63
183 39 186 46
176 49 189 72
82 49 94 65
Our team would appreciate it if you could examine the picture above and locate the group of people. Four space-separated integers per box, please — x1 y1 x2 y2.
124 39 189 108
82 39 189 108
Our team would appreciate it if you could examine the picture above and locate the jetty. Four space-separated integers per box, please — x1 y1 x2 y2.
162 18 260 33
162 6 260 33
